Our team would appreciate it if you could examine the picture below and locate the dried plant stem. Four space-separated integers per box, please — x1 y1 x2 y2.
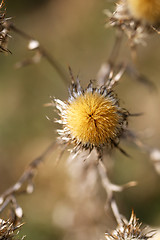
110 198 122 225
98 160 137 224
6 22 70 85
125 64 156 91
97 27 155 90
124 129 160 174
0 141 56 216
108 30 123 66
97 30 123 85
8 23 32 41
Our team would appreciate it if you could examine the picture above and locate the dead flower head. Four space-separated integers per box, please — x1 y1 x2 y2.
107 0 160 47
54 79 129 159
105 211 155 240
0 0 11 53
0 218 23 240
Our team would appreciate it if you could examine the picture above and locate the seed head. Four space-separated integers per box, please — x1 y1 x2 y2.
105 211 155 240
0 218 23 240
54 79 128 158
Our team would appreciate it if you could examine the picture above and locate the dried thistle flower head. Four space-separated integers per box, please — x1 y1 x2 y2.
0 0 11 53
0 218 23 240
107 0 160 47
54 79 129 159
105 211 155 240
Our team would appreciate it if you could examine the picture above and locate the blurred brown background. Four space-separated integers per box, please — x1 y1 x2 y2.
0 0 160 239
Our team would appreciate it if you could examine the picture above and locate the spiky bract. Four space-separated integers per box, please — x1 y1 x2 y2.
105 211 155 240
0 219 22 240
0 0 11 53
55 80 128 156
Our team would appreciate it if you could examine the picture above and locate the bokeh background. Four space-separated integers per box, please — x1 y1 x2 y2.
0 0 160 240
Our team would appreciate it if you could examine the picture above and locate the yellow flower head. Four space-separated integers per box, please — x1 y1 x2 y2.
108 0 160 47
127 0 160 24
55 80 128 157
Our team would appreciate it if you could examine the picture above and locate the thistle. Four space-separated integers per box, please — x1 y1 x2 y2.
105 211 155 240
127 0 160 24
54 79 129 159
0 0 11 53
107 0 160 47
0 219 23 240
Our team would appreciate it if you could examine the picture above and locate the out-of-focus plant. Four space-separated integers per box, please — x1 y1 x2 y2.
0 0 160 240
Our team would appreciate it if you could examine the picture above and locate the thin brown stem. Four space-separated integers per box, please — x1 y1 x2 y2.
6 22 70 85
0 141 56 214
98 160 137 224
108 30 123 66
97 30 123 85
